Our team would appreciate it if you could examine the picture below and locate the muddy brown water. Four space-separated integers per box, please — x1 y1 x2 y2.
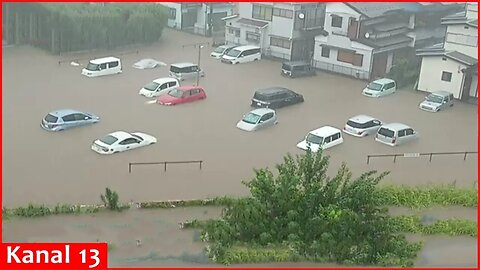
2 206 477 267
3 29 477 208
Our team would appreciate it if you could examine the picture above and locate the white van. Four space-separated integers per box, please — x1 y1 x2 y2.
221 45 261 64
169 62 205 81
362 78 396 97
81 56 122 77
375 123 418 147
296 126 344 152
139 77 180 98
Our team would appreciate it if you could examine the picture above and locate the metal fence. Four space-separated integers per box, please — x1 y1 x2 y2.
312 60 370 80
128 160 203 173
366 151 478 164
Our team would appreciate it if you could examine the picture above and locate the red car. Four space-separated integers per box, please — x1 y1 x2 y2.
156 86 207 106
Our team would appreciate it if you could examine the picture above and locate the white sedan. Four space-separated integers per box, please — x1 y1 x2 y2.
91 131 157 154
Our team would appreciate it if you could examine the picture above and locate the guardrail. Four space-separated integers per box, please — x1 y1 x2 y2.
128 160 203 173
366 151 478 164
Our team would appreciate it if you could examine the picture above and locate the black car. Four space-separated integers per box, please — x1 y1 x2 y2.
251 87 304 109
281 61 316 78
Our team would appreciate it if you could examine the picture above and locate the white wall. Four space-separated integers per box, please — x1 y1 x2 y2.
444 24 478 58
195 4 233 35
417 56 467 98
159 2 182 29
466 2 478 20
324 2 361 35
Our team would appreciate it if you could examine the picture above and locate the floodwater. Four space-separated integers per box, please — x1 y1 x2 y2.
3 29 477 208
2 206 477 267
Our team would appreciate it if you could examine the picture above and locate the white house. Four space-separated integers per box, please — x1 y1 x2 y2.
312 2 463 80
159 2 234 36
223 2 325 61
416 3 478 101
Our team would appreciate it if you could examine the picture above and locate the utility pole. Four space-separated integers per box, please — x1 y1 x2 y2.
182 42 209 86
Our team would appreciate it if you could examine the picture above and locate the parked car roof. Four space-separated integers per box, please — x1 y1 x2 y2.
108 131 132 141
90 56 120 64
171 62 197 68
250 108 275 115
348 114 377 124
176 85 204 91
430 90 452 97
48 109 84 117
256 87 292 95
233 45 260 51
309 126 341 137
372 78 396 84
380 123 412 130
152 77 178 84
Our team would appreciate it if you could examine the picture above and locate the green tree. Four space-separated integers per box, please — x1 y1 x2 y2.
100 187 120 211
202 149 422 266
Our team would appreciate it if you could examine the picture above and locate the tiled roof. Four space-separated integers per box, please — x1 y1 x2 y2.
360 35 413 48
445 51 478 66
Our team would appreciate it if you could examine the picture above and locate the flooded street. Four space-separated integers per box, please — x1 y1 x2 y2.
2 206 477 267
3 29 477 207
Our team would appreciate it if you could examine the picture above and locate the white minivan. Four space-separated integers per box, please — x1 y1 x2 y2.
221 45 261 64
296 126 344 152
81 56 122 77
362 78 396 97
169 62 205 81
139 77 180 98
375 123 418 147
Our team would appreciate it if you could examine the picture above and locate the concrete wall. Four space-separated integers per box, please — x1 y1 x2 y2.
194 4 233 35
323 2 361 35
417 56 467 99
159 2 182 29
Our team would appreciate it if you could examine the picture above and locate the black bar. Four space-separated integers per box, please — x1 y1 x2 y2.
393 155 397 163
367 156 370 164
429 153 432 162
464 152 467 160
164 162 167 172
128 160 203 173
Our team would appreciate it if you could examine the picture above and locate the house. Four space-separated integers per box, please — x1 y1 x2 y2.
312 2 463 80
416 3 478 102
159 2 234 36
222 2 326 61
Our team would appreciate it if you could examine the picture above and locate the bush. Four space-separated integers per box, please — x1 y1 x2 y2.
393 215 477 237
100 187 122 211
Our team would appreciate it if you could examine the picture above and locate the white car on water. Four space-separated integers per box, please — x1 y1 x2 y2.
91 131 157 154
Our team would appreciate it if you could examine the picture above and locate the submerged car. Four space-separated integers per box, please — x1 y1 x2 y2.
297 126 344 152
156 86 207 106
91 131 157 154
132 58 166 69
210 44 237 59
375 123 418 147
362 78 396 97
139 77 180 98
281 61 316 78
41 109 100 131
343 115 382 137
419 91 454 112
236 108 278 132
251 87 304 109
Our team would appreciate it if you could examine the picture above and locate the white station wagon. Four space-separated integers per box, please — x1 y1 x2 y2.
91 131 157 154
343 115 382 137
362 78 396 97
297 126 344 152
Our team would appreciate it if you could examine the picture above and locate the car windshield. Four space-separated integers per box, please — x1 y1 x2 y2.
282 63 292 71
132 134 143 141
85 62 99 71
426 94 443 103
306 133 323 145
367 82 383 91
168 88 184 98
143 82 160 91
213 47 226 53
226 49 241 57
99 135 118 145
378 128 395 138
347 120 371 129
242 113 261 124
44 114 58 123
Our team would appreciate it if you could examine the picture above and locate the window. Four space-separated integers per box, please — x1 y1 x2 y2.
252 4 273 21
398 130 406 137
260 113 273 122
62 114 76 122
168 81 177 88
331 133 340 141
273 8 293 18
385 82 395 89
331 15 343 28
406 129 414 136
324 136 332 143
337 49 354 63
246 32 260 43
228 27 240 37
108 61 118 68
352 53 363 67
120 138 139 145
74 113 89 121
100 63 107 69
190 89 201 95
321 46 330 58
270 37 291 49
160 83 168 90
441 71 452 82
169 8 176 20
